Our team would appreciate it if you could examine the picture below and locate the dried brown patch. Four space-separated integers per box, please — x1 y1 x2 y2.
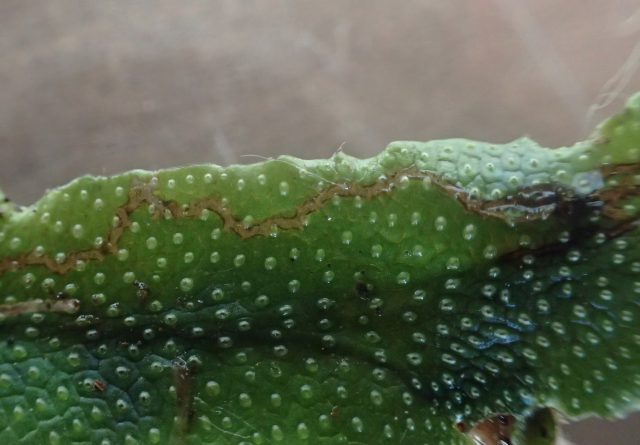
0 298 80 317
173 358 195 434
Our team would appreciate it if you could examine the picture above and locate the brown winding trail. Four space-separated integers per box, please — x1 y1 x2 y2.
0 164 629 277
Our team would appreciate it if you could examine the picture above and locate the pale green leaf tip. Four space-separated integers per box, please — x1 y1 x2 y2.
0 187 14 219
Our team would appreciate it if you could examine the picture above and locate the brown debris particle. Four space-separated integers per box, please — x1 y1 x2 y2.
467 414 516 445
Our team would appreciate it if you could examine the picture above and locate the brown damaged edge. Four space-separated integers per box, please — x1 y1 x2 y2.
0 298 80 317
0 164 628 276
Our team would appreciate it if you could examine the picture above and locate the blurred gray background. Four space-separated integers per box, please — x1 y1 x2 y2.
1 1 639 443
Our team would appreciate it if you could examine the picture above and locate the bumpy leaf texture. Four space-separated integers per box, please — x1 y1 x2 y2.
2 95 640 445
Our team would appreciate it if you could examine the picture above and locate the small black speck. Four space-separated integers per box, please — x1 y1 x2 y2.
355 281 369 299
540 426 548 438
187 407 196 424
133 280 151 300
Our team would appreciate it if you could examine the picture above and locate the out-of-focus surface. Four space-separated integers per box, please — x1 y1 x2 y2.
0 1 639 443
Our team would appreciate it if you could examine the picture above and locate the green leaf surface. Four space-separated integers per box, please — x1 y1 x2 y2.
2 94 640 444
